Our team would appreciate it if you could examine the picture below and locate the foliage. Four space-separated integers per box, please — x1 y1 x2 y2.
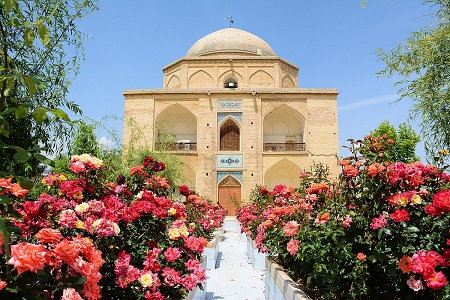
0 154 226 299
360 121 420 163
71 121 101 157
377 0 450 160
0 0 97 178
238 138 450 299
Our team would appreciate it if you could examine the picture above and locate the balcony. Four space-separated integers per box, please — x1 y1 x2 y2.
155 142 197 151
263 143 306 152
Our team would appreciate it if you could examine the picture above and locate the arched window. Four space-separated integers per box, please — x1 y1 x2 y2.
220 118 240 151
224 75 238 88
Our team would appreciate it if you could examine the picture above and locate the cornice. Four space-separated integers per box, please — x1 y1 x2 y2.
123 87 339 96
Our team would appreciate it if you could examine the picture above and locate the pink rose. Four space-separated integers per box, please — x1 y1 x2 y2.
287 239 300 256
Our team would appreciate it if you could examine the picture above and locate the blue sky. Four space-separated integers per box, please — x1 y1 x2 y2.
68 1 435 161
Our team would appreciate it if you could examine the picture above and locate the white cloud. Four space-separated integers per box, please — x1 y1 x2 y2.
339 94 398 111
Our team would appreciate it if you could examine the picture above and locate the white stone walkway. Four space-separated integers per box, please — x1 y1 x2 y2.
206 217 265 300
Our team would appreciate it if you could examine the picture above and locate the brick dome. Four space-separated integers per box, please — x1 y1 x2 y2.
186 28 275 57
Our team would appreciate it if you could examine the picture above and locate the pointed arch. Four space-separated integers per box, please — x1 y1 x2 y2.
263 104 305 144
264 158 302 190
155 104 197 148
249 70 273 87
167 75 181 88
219 117 240 151
282 75 295 88
219 70 243 88
189 70 214 88
218 175 241 215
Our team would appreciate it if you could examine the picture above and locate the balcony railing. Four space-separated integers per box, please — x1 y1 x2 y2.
263 143 306 152
155 142 197 151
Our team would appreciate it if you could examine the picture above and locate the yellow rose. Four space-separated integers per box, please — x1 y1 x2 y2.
410 194 422 205
139 273 153 288
179 225 189 238
76 220 84 229
168 227 181 240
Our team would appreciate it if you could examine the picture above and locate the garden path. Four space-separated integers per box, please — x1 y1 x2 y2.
206 216 265 300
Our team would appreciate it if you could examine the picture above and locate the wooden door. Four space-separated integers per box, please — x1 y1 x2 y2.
218 176 241 215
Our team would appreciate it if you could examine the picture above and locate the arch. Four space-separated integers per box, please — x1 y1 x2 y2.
264 158 302 190
223 74 238 88
155 104 197 147
218 175 241 215
188 70 214 88
249 70 273 87
167 75 181 88
263 104 305 144
282 75 295 88
219 117 240 151
219 70 243 88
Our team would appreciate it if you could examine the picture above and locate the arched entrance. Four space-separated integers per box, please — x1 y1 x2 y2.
218 175 241 215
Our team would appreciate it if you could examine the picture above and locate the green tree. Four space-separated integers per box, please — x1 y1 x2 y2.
71 121 100 157
370 121 420 163
0 0 97 178
377 0 450 159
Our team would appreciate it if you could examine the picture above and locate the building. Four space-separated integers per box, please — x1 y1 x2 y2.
123 28 339 214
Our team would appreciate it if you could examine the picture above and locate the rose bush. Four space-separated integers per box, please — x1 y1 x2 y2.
238 137 450 299
0 154 225 299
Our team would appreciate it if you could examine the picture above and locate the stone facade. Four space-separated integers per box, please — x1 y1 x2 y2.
123 28 339 213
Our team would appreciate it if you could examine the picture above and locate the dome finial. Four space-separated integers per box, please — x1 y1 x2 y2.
224 16 234 28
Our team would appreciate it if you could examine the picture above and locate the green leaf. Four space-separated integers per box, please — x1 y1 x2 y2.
16 176 34 190
406 226 420 232
4 77 15 97
75 276 87 285
14 106 28 119
32 107 48 124
0 107 17 116
49 108 70 121
0 216 11 259
37 24 50 46
0 195 12 204
23 27 35 47
23 76 36 97
33 153 54 167
0 124 9 138
5 0 12 14
13 151 32 162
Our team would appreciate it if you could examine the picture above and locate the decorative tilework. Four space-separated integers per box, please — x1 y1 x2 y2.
217 171 243 183
218 100 242 111
218 112 242 124
217 154 243 169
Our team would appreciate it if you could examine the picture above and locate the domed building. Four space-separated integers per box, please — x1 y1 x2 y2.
123 28 339 214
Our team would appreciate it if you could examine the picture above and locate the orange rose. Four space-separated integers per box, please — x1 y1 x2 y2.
283 221 299 237
10 183 28 198
398 255 413 273
0 178 12 190
343 165 359 178
261 219 273 229
357 253 366 261
8 242 52 275
367 163 385 177
53 239 80 265
339 159 350 166
35 228 63 244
